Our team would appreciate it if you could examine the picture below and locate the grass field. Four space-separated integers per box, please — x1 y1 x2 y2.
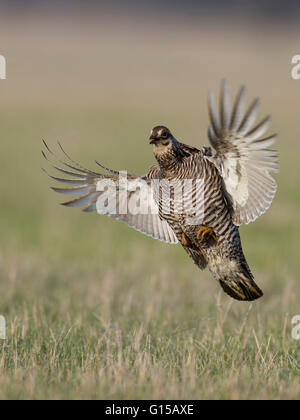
0 12 300 400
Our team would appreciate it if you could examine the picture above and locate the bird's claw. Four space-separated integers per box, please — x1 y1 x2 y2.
196 226 218 244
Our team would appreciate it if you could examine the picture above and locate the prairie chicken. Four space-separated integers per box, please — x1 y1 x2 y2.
43 81 279 302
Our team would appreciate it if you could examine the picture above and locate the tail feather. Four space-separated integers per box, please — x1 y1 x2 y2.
219 275 263 301
207 250 263 301
181 230 263 301
218 263 263 301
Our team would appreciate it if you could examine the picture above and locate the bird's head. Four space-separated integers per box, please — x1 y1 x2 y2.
149 125 189 166
149 126 173 152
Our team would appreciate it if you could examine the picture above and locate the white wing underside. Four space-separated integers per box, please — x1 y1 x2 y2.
207 80 279 225
106 178 178 244
42 142 178 244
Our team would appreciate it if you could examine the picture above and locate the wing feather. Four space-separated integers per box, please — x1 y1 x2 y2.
42 142 178 244
207 80 279 225
230 86 247 131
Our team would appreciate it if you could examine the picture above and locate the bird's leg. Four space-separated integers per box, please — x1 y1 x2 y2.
196 226 218 244
182 232 204 256
181 232 191 247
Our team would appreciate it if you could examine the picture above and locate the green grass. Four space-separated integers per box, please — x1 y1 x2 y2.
0 249 299 400
0 13 300 400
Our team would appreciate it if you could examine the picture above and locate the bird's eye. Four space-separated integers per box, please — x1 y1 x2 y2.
161 131 169 139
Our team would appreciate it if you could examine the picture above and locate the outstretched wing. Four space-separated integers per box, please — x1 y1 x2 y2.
207 80 279 225
42 141 178 244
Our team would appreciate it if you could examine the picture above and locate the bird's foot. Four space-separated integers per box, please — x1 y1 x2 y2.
196 226 218 244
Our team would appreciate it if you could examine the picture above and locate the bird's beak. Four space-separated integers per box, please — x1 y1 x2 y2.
149 136 158 145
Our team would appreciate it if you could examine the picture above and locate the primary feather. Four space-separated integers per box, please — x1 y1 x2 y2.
208 80 279 225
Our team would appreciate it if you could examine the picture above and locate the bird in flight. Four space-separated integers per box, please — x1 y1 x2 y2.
43 80 279 301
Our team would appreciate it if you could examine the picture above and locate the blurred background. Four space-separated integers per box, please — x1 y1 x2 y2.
0 0 299 400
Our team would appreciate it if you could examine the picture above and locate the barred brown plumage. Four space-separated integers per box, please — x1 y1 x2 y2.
43 80 279 302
